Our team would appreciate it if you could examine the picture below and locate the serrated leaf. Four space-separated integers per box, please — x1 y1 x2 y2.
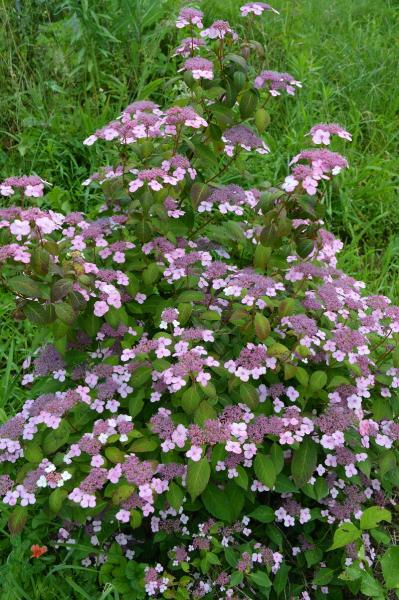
24 302 56 325
51 279 73 302
329 522 361 550
8 275 43 298
360 506 391 530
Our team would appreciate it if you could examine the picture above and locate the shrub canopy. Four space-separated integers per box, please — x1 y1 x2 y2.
0 3 398 599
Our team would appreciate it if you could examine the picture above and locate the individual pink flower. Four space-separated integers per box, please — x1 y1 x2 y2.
240 3 279 16
9 220 30 240
185 446 203 461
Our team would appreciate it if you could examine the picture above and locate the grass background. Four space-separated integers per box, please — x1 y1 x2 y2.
0 0 398 595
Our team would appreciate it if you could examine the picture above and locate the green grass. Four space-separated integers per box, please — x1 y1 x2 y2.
0 0 398 407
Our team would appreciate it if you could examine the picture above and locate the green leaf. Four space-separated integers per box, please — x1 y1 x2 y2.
254 313 271 340
24 302 55 325
291 437 318 487
51 278 73 302
329 522 361 550
295 367 309 387
229 572 244 586
24 444 43 464
235 465 248 490
239 383 259 409
270 443 284 474
194 401 217 425
112 484 136 505
360 506 391 530
381 547 399 589
166 482 185 511
8 506 28 535
186 457 210 501
360 573 385 597
49 488 68 515
248 570 272 590
105 447 126 463
129 392 145 418
129 436 158 452
273 563 290 595
313 567 334 585
253 244 271 269
248 506 275 523
130 366 152 387
192 142 218 167
55 301 76 324
254 453 276 488
379 450 396 477
201 483 244 523
190 183 212 209
309 370 328 391
176 290 204 303
239 90 258 119
142 263 161 285
8 275 43 298
200 310 221 321
224 53 248 72
255 108 270 133
42 420 71 454
181 385 202 414
31 246 50 275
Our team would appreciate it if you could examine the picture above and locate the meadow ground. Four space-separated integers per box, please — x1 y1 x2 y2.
0 0 398 593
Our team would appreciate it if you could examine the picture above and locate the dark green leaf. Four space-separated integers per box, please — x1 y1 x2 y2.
291 438 318 487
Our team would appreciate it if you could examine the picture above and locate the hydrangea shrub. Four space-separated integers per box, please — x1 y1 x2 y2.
1 4 399 599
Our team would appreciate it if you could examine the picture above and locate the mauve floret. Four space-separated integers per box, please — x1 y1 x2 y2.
0 475 13 496
163 106 208 131
222 125 270 156
176 7 203 29
182 57 214 80
34 344 65 377
0 414 25 440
